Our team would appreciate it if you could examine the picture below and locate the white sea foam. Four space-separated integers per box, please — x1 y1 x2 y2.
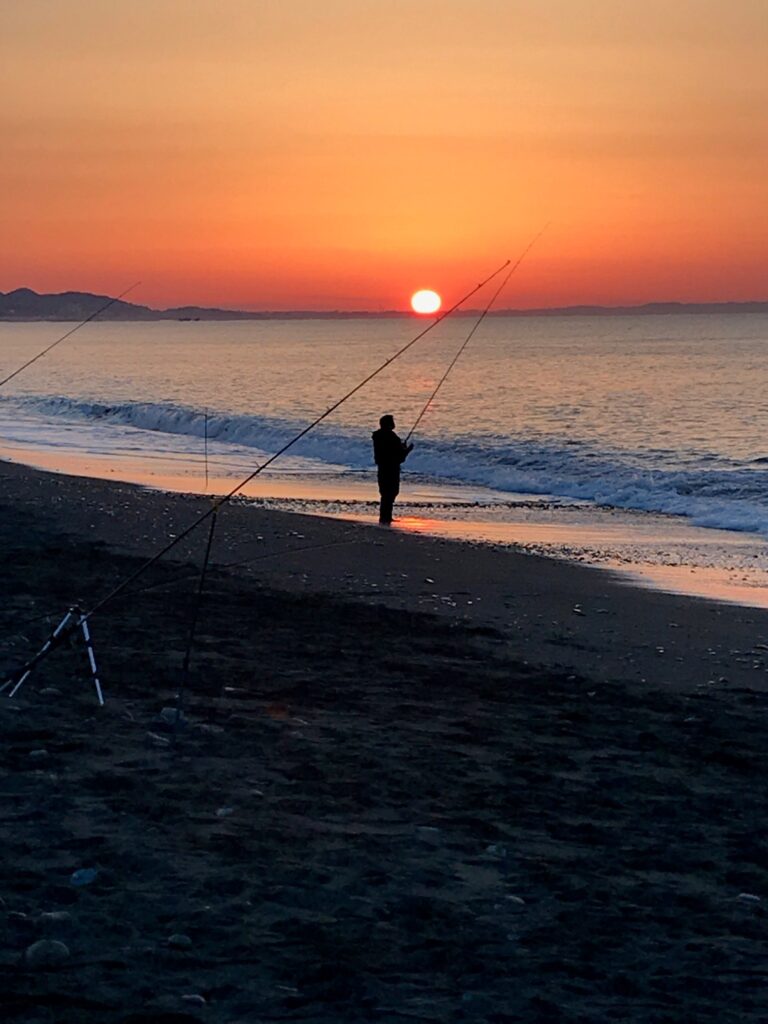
6 393 768 536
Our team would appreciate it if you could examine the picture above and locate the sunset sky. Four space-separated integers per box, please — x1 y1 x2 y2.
2 0 767 310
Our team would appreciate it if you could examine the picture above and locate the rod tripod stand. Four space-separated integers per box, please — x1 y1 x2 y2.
1 606 105 705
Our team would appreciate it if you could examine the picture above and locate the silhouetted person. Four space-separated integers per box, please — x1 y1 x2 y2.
372 414 413 525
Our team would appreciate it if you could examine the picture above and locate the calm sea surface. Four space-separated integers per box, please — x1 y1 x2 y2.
2 313 768 534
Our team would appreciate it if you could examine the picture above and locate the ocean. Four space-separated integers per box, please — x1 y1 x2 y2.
2 313 768 604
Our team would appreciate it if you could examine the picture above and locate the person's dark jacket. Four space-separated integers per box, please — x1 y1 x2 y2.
372 428 410 473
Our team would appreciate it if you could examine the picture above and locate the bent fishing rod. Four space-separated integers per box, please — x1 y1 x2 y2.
39 256 513 633
405 225 548 443
0 283 142 389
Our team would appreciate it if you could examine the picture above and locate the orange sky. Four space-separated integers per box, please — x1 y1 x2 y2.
2 0 767 310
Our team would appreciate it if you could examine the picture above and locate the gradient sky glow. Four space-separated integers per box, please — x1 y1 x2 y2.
3 0 767 310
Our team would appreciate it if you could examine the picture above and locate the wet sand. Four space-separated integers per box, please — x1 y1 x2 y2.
3 459 768 1022
5 437 768 610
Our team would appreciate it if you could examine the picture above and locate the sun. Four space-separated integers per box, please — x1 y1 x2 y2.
411 289 441 315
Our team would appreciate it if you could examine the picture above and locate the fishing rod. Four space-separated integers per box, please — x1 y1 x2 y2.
0 282 142 389
2 257 511 689
405 226 548 443
78 256 510 622
1 535 364 644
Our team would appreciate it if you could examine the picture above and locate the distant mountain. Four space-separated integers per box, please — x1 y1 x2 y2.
0 288 402 321
0 288 157 321
2 287 768 321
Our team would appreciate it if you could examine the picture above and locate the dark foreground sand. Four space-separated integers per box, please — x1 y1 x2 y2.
2 459 768 1023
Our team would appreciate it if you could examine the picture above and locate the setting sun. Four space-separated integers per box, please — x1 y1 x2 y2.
411 289 442 315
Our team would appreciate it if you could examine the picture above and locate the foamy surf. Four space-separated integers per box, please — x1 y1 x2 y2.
4 392 768 537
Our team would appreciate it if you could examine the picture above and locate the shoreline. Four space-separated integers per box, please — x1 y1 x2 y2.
3 438 768 612
3 457 768 693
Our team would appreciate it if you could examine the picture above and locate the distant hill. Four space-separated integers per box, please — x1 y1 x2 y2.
0 288 404 321
2 287 768 321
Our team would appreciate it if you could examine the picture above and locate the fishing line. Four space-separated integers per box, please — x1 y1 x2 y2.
127 535 364 602
143 252 510 702
405 226 548 443
79 257 510 623
173 507 218 735
0 283 142 389
2 537 363 643
2 257 510 687
203 409 209 491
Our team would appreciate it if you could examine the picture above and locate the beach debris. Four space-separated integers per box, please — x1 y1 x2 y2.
182 994 207 1006
485 843 508 857
159 706 185 729
424 577 435 584
168 932 193 949
24 939 70 969
415 826 441 842
146 731 171 747
70 867 98 887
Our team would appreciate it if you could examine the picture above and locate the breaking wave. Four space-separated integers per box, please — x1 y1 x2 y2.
7 394 768 535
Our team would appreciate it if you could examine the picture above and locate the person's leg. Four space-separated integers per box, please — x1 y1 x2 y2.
378 469 400 524
379 489 394 524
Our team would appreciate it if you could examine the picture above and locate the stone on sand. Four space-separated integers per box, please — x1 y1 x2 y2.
24 939 70 968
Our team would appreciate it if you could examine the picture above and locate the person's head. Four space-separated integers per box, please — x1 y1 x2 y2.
379 414 395 430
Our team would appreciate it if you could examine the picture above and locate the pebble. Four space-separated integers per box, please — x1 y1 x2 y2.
415 826 441 843
485 843 508 857
29 749 48 760
39 687 62 697
24 939 70 968
168 933 193 949
182 994 207 1006
70 868 98 887
146 731 171 747
737 892 761 903
159 707 185 727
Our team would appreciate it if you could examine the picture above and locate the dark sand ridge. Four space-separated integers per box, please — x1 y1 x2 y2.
2 458 768 1023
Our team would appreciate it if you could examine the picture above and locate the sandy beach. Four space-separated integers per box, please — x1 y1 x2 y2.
3 458 768 1022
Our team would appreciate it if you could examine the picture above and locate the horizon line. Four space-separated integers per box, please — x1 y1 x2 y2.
3 287 768 319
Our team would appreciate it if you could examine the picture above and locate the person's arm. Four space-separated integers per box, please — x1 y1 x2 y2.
400 441 414 463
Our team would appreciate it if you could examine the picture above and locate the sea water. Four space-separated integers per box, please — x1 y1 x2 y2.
1 313 768 604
